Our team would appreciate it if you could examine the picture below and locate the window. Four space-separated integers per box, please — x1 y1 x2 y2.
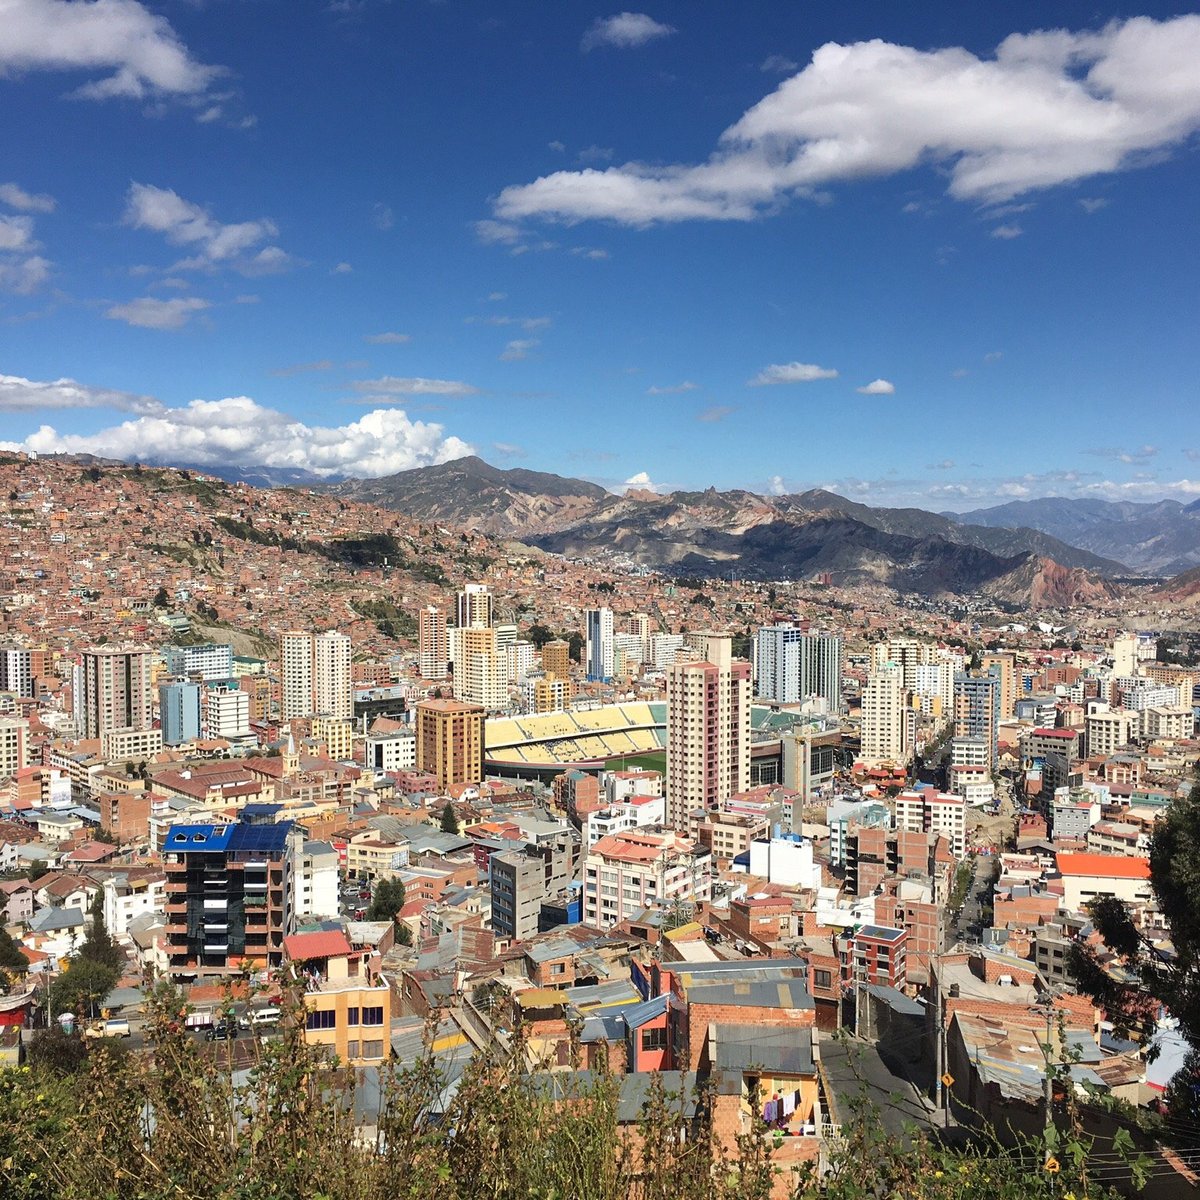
361 1039 384 1060
813 969 832 990
344 1040 360 1060
346 1007 359 1026
641 1026 667 1052
549 962 565 976
305 1009 337 1030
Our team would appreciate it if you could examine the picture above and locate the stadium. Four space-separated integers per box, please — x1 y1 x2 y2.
483 702 837 785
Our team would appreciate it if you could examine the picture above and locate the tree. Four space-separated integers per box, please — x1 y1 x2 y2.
1069 765 1200 1118
440 802 460 835
47 957 119 1021
153 586 170 608
79 893 123 973
365 877 406 928
566 631 584 663
25 1026 90 1075
0 924 28 971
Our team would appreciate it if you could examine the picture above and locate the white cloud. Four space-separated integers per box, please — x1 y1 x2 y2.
761 54 798 74
0 396 474 478
698 405 732 422
0 182 55 213
1086 444 1158 464
0 215 35 252
474 218 521 245
1079 197 1109 213
371 202 394 230
749 362 838 386
105 295 210 329
990 224 1023 239
0 254 50 293
767 474 787 495
364 331 411 345
569 245 610 259
352 375 480 397
856 378 895 395
331 261 353 274
123 183 292 275
646 380 697 395
621 469 666 493
487 291 507 301
581 13 675 52
499 338 538 361
983 350 1004 363
0 0 220 101
0 372 162 414
577 145 614 164
497 16 1200 226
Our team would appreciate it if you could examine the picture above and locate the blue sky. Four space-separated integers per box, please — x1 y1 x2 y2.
1 1 1199 509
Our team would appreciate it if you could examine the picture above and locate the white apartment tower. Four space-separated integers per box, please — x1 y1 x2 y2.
280 630 352 720
860 662 910 767
77 646 153 740
418 605 449 680
457 583 493 631
585 607 615 683
665 633 751 831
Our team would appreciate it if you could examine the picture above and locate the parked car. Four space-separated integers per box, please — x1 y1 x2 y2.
205 1021 238 1042
83 1018 131 1039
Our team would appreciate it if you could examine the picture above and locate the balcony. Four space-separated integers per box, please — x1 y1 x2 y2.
243 895 267 909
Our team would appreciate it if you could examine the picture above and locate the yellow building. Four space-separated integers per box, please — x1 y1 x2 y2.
284 929 391 1065
311 717 354 761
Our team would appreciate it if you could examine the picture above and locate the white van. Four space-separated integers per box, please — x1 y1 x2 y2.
241 1006 281 1029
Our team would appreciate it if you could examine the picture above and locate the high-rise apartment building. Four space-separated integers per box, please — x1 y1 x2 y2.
953 673 1000 770
455 626 507 710
860 663 909 767
665 633 751 831
159 680 202 746
415 698 485 790
542 640 571 678
754 624 843 711
280 631 352 720
418 605 449 680
0 715 29 779
163 815 299 979
205 687 251 740
585 607 615 682
313 631 352 720
77 646 153 740
456 583 493 630
162 643 234 683
981 653 1016 721
0 646 47 698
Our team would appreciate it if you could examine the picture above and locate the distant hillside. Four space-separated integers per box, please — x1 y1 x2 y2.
331 455 608 535
329 457 1126 604
951 496 1200 575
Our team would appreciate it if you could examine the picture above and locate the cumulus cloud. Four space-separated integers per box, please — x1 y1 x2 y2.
124 183 293 275
856 378 895 395
0 0 220 101
105 295 210 329
767 474 787 496
499 338 538 361
0 372 162 414
749 362 837 386
0 182 55 213
621 469 666 494
352 375 480 397
364 331 411 345
582 13 675 52
646 380 697 395
496 16 1200 226
0 396 474 478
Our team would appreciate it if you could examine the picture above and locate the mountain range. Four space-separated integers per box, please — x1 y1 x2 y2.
948 497 1200 575
329 457 1137 605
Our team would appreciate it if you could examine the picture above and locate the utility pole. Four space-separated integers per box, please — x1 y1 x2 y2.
933 964 943 1117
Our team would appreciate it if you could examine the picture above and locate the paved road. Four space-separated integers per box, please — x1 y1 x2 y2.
820 1035 935 1137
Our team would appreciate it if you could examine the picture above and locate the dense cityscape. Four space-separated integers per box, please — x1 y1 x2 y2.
4 2 1200 1198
